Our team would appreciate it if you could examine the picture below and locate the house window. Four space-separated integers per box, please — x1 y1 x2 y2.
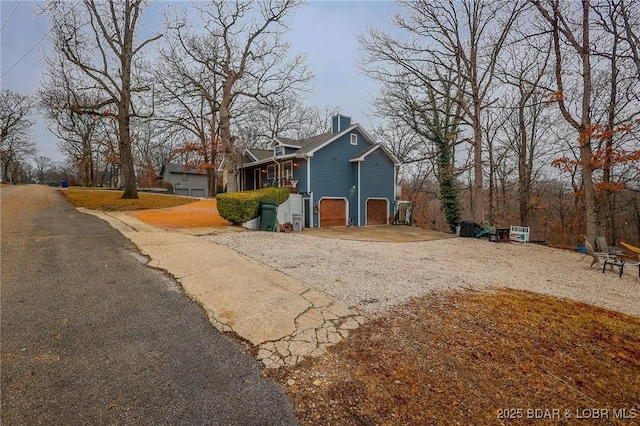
182 173 188 181
282 161 293 180
275 146 285 156
350 134 358 145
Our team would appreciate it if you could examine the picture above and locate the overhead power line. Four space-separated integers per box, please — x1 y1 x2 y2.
0 0 24 32
1 29 52 79
1 0 82 80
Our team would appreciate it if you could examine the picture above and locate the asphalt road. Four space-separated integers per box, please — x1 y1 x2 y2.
1 185 297 425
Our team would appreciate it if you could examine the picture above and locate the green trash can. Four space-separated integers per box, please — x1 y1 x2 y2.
259 201 278 232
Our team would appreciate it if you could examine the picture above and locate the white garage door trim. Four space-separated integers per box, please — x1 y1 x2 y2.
318 197 348 228
365 197 389 226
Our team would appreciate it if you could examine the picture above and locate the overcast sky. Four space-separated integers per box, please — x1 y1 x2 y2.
0 0 400 162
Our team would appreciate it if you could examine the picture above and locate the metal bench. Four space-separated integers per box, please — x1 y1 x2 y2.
603 258 640 278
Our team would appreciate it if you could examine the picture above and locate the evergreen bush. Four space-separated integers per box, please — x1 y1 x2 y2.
217 187 289 224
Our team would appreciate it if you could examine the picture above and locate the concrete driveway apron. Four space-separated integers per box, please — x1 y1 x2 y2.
82 209 363 368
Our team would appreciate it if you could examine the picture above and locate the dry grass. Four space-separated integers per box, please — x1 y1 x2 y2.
267 288 640 425
60 188 231 228
60 188 194 211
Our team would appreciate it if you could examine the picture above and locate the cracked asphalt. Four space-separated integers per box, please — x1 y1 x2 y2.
1 185 297 425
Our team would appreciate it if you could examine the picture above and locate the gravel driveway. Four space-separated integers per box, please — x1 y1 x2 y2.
206 231 640 318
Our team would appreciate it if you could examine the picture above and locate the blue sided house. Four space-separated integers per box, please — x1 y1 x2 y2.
238 114 400 228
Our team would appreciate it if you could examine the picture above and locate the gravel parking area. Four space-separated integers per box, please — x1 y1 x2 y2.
206 231 640 318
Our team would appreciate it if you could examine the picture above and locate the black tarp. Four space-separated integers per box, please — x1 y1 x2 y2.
459 221 482 238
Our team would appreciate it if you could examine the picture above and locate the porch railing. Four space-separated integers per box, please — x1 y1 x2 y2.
264 178 299 193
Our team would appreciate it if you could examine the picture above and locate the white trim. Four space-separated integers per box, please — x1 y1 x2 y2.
238 153 297 168
306 156 311 193
357 162 361 226
240 124 399 169
271 137 302 149
393 165 398 200
304 124 399 166
365 198 390 226
318 197 349 228
305 124 359 156
281 160 294 180
350 133 358 145
253 168 260 189
350 145 381 162
244 149 259 162
266 164 277 181
309 192 314 228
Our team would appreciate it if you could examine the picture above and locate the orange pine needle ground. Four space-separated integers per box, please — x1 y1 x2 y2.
130 199 231 229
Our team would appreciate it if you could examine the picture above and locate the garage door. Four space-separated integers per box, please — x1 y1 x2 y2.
319 198 347 227
174 188 189 196
191 189 205 197
367 199 388 225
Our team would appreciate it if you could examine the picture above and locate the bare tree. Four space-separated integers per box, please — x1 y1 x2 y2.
42 0 162 198
360 0 524 225
33 155 55 184
531 0 605 242
39 57 104 187
362 0 525 222
132 118 175 187
496 27 556 226
186 0 312 192
617 0 640 79
0 90 37 182
235 99 340 148
154 27 223 196
590 0 640 243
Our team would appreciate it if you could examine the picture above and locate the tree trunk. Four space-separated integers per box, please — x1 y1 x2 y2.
518 95 531 226
208 118 218 197
487 137 495 224
580 1 596 243
580 134 598 242
535 0 597 243
472 120 484 222
119 16 138 200
603 26 619 244
118 115 137 198
207 168 217 197
220 83 238 193
81 134 92 186
437 136 461 233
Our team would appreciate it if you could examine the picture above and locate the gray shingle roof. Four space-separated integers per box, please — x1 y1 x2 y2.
162 163 205 175
350 144 381 161
274 137 301 147
246 149 273 161
239 125 398 167
294 132 334 155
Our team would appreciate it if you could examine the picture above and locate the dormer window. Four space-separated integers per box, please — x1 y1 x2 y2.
275 145 286 156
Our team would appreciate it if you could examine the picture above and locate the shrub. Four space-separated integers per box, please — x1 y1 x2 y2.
217 187 289 224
